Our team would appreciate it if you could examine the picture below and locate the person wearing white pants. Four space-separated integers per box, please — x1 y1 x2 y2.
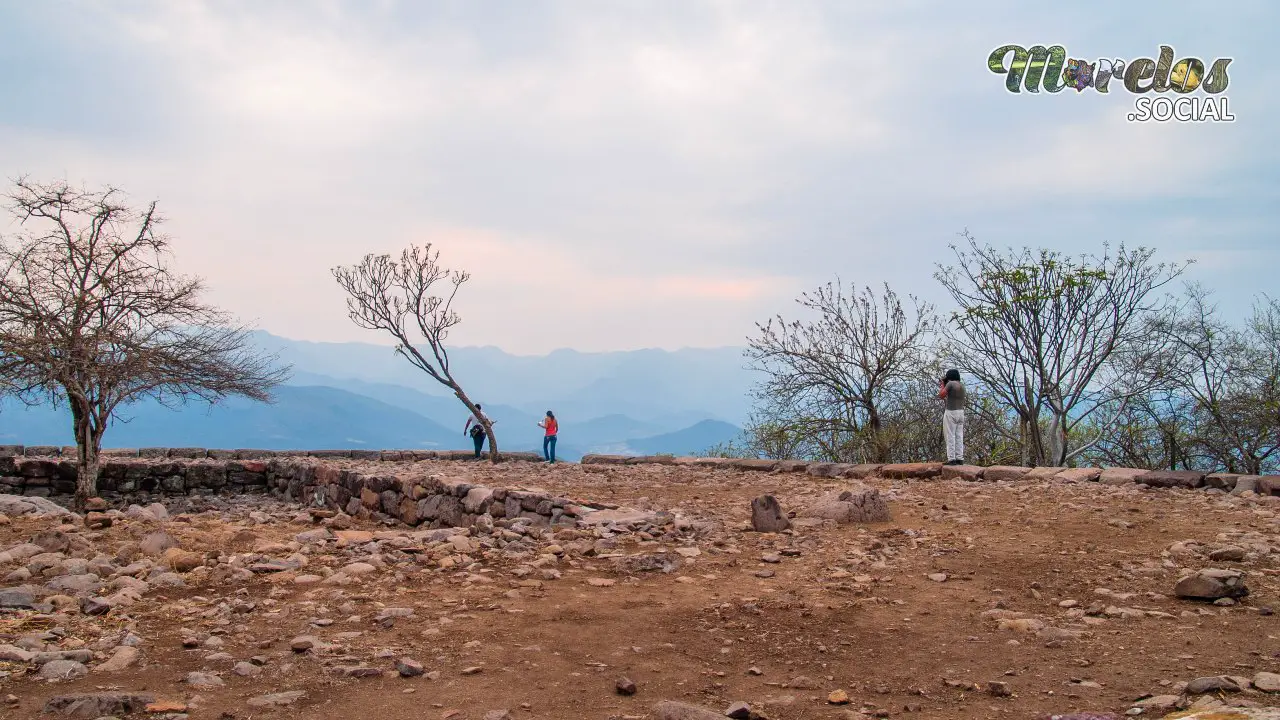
939 369 966 465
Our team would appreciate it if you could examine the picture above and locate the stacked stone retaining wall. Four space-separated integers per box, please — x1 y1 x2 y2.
0 455 608 530
3 445 1276 509
0 444 543 463
578 455 1280 495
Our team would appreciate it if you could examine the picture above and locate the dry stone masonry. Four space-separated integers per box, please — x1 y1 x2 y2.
0 449 617 530
581 455 1278 496
0 445 1275 518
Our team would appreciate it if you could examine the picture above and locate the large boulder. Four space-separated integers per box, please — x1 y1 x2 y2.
804 485 890 524
983 466 1031 483
1139 470 1206 489
879 462 943 480
750 495 790 533
805 463 841 479
0 586 38 608
1259 476 1280 496
1232 476 1260 495
162 547 205 573
32 529 71 553
577 508 660 528
139 531 178 556
729 459 779 472
45 574 102 595
0 542 46 564
941 464 984 481
1099 467 1146 486
1174 568 1249 600
1054 467 1102 482
1205 473 1240 491
845 464 883 479
0 493 74 518
580 454 631 465
43 692 156 719
1024 466 1066 480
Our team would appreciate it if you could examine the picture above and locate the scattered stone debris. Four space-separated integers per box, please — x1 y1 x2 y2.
2 453 1280 720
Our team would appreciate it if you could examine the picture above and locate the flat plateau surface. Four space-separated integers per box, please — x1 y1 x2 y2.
3 460 1280 720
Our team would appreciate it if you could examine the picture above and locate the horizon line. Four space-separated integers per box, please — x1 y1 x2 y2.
251 329 748 358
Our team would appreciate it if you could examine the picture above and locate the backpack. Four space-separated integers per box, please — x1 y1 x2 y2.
469 423 485 439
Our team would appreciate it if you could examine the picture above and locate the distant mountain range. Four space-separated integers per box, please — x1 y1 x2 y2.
253 332 755 424
623 420 743 456
0 333 755 461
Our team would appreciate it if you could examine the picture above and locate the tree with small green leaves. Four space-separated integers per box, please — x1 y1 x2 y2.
935 230 1187 466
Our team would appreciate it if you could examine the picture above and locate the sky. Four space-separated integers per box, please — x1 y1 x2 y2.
1 1 1275 355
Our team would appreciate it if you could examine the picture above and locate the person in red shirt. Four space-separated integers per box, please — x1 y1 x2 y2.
537 410 558 463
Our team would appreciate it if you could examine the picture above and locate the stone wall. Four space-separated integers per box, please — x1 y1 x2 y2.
0 456 610 530
579 455 1280 495
0 444 543 463
4 442 1275 514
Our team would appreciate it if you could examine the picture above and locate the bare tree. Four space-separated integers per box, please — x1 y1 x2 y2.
0 178 289 511
332 245 499 462
1082 287 1280 475
746 280 936 463
1160 287 1280 473
1239 294 1280 472
936 230 1187 466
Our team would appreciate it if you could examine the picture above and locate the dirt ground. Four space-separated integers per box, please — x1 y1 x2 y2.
3 461 1279 720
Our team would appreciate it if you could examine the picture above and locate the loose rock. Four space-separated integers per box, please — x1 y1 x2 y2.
39 660 89 681
1174 569 1249 601
396 657 424 677
750 495 790 533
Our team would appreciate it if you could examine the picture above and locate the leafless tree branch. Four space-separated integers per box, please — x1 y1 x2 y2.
332 244 496 461
0 177 290 510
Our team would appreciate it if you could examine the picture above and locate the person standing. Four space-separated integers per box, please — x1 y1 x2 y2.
464 404 494 460
537 410 558 463
939 369 966 465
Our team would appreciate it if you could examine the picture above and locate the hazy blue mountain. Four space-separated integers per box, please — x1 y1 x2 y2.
621 419 743 456
0 333 758 460
0 386 460 450
280 373 675 458
557 413 660 447
286 371 541 430
253 332 756 424
0 386 732 461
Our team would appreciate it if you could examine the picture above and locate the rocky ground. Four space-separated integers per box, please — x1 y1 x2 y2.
2 459 1280 720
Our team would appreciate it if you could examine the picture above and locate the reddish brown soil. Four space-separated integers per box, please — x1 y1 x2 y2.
3 461 1279 720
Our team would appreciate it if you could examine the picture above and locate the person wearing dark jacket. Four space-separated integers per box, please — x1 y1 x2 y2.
464 405 494 460
938 369 966 465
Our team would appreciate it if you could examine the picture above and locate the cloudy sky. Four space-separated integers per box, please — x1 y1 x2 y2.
1 1 1275 354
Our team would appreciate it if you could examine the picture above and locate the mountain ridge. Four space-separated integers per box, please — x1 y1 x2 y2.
0 332 755 460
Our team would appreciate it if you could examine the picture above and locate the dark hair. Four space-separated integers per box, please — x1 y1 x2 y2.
944 369 961 382
546 410 555 419
475 404 482 410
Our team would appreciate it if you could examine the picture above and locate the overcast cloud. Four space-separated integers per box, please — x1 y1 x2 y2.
1 1 1274 353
